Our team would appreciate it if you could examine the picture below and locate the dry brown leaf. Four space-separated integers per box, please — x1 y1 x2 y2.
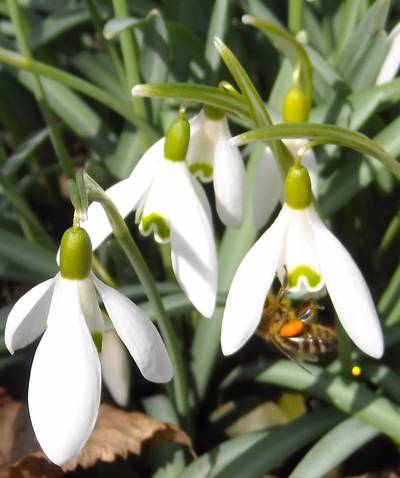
0 400 194 476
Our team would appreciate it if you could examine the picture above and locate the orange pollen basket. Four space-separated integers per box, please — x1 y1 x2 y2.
279 319 305 337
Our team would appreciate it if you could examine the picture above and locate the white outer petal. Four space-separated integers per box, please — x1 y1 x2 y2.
309 207 384 358
213 118 245 228
94 277 173 383
78 276 104 333
5 278 55 354
170 162 218 318
253 147 282 229
221 207 289 355
28 276 101 465
376 22 400 84
82 138 163 250
101 330 131 407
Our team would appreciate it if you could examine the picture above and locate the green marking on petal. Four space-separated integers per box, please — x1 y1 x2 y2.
92 331 103 353
60 226 92 280
288 265 321 289
189 163 213 181
141 213 170 241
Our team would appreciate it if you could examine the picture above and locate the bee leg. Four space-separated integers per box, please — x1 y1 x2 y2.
277 264 289 305
297 301 324 323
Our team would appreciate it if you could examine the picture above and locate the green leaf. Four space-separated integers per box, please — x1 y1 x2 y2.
336 0 390 83
0 228 57 278
232 122 400 180
103 12 156 40
179 408 343 478
288 417 378 478
205 0 230 75
242 15 313 103
2 127 49 176
222 360 400 441
29 7 89 48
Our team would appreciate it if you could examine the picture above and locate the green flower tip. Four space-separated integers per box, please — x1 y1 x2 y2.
283 86 310 123
140 213 171 242
189 163 213 181
60 226 92 280
164 115 190 162
285 164 312 209
203 105 225 121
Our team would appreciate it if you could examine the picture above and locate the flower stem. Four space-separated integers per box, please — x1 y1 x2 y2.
288 0 304 34
85 176 190 425
8 0 74 179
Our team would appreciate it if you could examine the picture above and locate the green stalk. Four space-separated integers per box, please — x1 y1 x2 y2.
83 0 126 85
112 0 152 148
288 0 304 34
0 47 157 139
335 316 353 379
84 176 190 425
8 0 74 179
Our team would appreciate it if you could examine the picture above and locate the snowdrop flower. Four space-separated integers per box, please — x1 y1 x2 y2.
84 114 217 318
254 86 319 229
186 106 245 228
221 163 384 359
5 226 172 465
101 330 131 407
376 21 400 84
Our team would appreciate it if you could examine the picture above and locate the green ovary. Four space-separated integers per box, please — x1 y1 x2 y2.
189 163 213 181
141 213 170 241
92 331 103 353
288 265 321 289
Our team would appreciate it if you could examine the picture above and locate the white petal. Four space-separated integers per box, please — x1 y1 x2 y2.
78 276 104 333
138 159 174 242
309 207 384 358
186 110 216 181
253 147 282 229
170 162 218 318
213 118 246 228
83 138 163 250
28 276 101 465
221 207 289 355
101 330 131 407
5 278 55 354
94 277 173 383
376 22 400 84
279 206 324 297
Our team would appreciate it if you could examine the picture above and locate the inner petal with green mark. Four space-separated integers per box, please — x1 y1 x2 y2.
92 331 103 353
189 163 214 182
288 265 321 289
140 213 171 243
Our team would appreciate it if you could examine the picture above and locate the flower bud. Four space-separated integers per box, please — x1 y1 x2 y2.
282 86 309 123
60 226 92 280
164 116 190 162
284 164 312 209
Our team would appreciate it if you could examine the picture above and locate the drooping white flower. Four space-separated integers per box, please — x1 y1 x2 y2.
222 164 384 359
376 21 400 84
5 226 172 465
101 330 131 407
84 115 218 318
186 107 245 228
253 139 319 229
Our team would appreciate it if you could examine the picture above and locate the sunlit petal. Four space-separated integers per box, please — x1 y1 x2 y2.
213 118 245 228
376 22 400 84
170 163 218 318
94 277 173 383
309 207 384 358
5 278 55 354
28 276 101 465
101 330 131 407
83 138 163 250
78 276 104 334
221 207 289 355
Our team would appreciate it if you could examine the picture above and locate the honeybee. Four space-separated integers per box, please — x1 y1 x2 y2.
256 272 337 366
